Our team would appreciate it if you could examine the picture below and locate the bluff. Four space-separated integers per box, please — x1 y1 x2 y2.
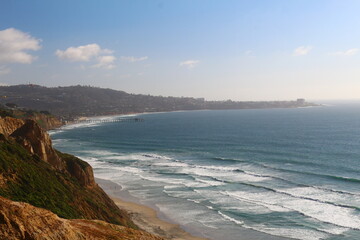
0 84 318 120
0 196 163 240
0 117 136 228
0 105 62 130
0 117 24 136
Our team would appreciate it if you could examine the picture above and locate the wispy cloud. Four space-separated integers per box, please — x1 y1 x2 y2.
93 55 116 69
329 48 359 56
121 56 148 63
293 46 312 56
179 60 200 69
56 44 115 69
0 28 41 64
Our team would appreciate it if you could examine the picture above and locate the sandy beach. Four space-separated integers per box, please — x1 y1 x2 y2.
96 178 208 240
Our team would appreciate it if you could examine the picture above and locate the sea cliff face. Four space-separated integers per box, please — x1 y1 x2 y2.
0 106 63 131
0 196 163 240
0 116 162 239
28 112 63 130
10 119 64 170
0 116 24 136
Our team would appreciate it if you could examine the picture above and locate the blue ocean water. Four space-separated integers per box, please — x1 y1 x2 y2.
51 103 360 240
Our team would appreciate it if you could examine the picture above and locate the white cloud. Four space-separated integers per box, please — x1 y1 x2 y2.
293 46 312 56
56 44 101 62
56 43 116 69
0 66 11 75
93 55 116 69
0 82 9 86
179 60 199 69
330 48 359 56
121 56 148 63
0 28 41 64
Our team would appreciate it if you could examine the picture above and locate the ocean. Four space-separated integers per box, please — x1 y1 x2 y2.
51 103 360 240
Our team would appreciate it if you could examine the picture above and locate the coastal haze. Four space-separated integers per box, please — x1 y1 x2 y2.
1 1 360 240
0 84 314 120
1 1 360 101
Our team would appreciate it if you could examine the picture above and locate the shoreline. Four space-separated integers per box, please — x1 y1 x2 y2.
96 178 292 240
96 178 209 240
59 105 323 127
49 110 303 240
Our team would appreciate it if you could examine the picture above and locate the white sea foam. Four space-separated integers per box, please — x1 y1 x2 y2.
248 224 327 240
195 178 225 186
48 130 64 136
225 190 360 230
113 166 143 174
278 186 360 207
180 167 269 182
163 185 183 190
153 162 189 167
79 149 117 157
198 165 239 171
221 191 292 213
60 122 101 130
218 211 244 225
155 202 215 226
140 175 190 186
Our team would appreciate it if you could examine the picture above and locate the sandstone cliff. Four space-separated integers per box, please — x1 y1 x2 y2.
0 196 163 240
28 112 63 130
0 117 136 228
10 119 64 170
0 106 63 131
0 116 24 136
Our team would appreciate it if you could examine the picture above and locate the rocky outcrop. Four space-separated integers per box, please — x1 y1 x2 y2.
10 119 64 170
29 113 63 130
0 117 24 136
0 196 163 240
8 118 95 187
61 152 96 187
0 117 137 228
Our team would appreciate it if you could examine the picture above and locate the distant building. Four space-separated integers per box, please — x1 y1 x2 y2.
296 98 305 104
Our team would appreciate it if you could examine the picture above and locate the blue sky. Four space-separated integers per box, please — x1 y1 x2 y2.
1 0 360 100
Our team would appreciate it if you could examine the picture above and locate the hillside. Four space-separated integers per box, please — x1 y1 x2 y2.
0 117 136 228
0 196 163 240
0 84 317 120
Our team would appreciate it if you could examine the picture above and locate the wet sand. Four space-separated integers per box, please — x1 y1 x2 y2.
96 178 208 240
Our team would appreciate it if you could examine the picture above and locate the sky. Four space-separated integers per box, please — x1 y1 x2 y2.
1 0 360 101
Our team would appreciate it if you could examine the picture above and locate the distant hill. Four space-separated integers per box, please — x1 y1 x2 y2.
0 84 317 120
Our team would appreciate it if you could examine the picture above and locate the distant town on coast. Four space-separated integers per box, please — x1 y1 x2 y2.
0 84 317 120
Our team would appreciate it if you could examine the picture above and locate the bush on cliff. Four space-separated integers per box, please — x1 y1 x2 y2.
0 137 137 229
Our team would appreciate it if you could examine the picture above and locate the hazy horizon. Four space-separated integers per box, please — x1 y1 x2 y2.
1 0 360 101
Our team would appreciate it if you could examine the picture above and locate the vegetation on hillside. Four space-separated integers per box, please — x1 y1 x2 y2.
0 84 317 120
0 104 62 130
0 137 136 229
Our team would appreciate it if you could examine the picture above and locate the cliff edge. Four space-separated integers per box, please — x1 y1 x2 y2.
0 196 163 240
0 116 138 230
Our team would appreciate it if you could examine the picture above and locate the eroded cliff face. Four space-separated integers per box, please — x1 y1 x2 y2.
0 117 24 136
0 117 137 228
0 196 163 240
10 119 64 170
59 151 96 187
4 117 95 187
29 113 63 130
